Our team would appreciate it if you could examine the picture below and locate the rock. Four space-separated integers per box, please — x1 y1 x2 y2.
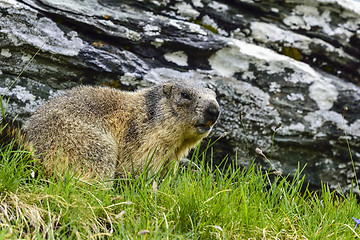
0 0 359 191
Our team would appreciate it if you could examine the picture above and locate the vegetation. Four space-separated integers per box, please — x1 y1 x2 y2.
0 130 359 239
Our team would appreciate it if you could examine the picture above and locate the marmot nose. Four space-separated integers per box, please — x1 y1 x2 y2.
204 103 220 124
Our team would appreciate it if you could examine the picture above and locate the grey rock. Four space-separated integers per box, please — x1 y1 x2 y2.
0 0 359 191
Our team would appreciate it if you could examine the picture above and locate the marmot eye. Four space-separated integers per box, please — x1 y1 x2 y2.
181 92 191 100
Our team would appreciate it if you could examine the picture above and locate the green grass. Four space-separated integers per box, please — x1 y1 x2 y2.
0 135 360 239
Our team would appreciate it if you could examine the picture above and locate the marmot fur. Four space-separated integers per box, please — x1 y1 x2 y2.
18 80 220 180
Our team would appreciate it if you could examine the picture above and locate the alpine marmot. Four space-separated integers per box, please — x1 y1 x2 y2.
17 79 220 180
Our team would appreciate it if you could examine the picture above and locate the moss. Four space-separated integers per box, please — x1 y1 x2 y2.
282 46 302 61
102 80 123 90
92 41 104 48
192 19 218 34
323 65 333 73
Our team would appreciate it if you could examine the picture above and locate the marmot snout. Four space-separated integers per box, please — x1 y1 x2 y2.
22 79 220 180
197 102 220 134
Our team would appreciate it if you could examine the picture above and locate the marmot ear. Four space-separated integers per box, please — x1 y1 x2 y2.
163 83 173 98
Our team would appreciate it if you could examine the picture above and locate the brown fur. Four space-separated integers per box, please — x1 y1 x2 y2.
19 80 220 180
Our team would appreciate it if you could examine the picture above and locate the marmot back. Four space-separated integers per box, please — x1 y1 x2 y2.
23 80 220 180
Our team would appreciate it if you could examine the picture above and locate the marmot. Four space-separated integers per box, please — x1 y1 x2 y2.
14 79 220 180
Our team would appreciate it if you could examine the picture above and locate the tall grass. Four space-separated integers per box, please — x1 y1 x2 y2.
0 131 359 239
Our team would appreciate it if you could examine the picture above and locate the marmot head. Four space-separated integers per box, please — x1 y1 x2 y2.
158 79 220 137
